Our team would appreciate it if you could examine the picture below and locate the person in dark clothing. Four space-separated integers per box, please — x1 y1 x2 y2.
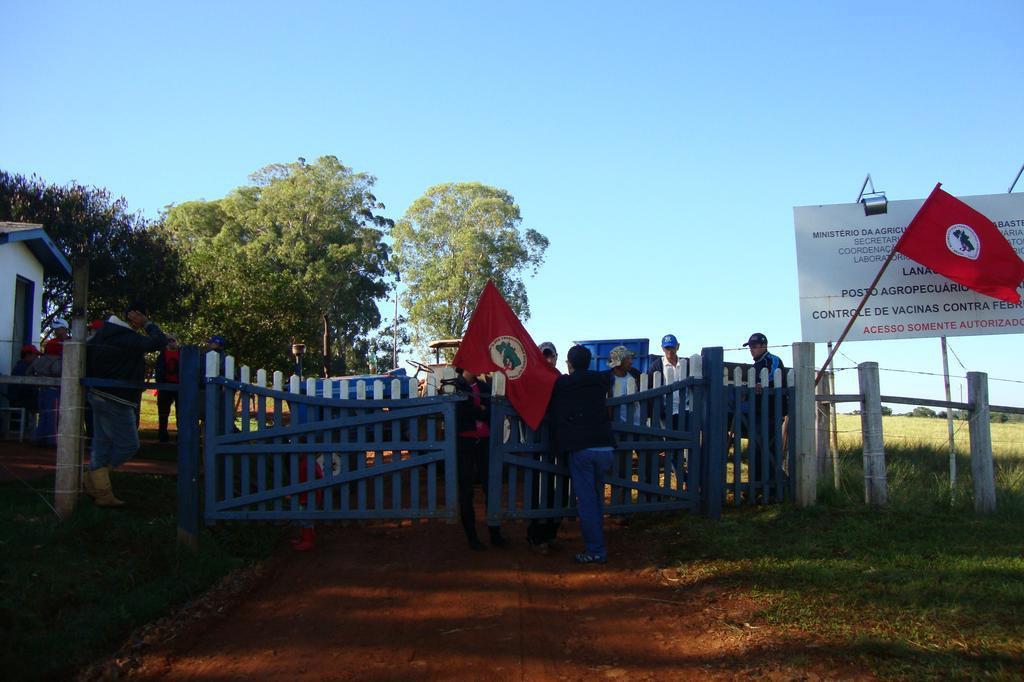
155 334 180 442
454 368 504 550
84 301 167 506
527 342 567 553
547 345 616 564
743 332 788 497
9 344 41 434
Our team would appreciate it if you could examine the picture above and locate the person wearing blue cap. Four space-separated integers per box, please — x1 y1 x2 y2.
648 333 687 429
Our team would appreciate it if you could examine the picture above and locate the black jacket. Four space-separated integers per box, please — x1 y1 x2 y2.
454 375 491 434
87 319 167 403
547 369 615 454
752 351 788 415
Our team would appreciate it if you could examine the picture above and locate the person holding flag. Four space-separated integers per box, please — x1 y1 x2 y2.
452 281 562 550
452 281 560 430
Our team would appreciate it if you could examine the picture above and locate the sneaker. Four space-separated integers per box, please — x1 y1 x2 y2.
574 552 607 564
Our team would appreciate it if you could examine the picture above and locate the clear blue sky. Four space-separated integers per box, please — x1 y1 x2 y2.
3 1 1023 408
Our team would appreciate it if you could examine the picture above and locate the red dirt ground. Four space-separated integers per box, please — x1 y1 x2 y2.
0 441 176 481
117 515 868 681
0 439 867 679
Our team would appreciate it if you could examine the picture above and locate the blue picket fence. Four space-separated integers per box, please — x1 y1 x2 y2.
485 376 705 524
188 345 794 531
723 365 795 505
201 364 461 522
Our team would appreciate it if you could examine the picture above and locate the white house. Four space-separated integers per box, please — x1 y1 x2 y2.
0 222 72 375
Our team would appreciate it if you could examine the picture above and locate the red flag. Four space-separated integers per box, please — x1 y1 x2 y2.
452 281 558 430
895 184 1024 304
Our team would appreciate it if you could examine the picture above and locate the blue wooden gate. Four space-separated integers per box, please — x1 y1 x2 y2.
723 365 795 506
486 347 725 523
202 370 461 522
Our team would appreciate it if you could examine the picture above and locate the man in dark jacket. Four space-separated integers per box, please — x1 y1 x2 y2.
743 332 787 495
547 345 616 564
155 334 180 442
84 301 167 506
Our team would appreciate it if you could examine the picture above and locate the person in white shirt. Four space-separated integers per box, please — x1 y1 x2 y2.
648 334 688 429
608 345 641 425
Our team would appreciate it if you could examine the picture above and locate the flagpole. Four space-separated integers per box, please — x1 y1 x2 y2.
814 247 900 386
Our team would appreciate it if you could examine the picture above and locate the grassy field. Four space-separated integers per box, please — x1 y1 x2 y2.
648 415 1024 679
834 413 1024 457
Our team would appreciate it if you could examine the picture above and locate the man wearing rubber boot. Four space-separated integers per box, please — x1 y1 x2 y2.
84 301 167 506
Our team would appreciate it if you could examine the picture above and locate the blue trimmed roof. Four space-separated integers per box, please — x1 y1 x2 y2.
0 223 72 279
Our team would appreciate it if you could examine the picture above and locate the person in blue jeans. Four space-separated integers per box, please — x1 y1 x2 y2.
546 345 616 564
84 302 167 506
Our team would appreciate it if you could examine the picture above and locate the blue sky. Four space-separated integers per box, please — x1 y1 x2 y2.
3 1 1023 408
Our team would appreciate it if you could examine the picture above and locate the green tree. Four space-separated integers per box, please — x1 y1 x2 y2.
162 156 392 374
391 182 548 348
0 171 184 331
912 406 938 418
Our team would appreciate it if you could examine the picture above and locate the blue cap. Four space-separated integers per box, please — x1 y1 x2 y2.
208 335 227 347
661 334 679 349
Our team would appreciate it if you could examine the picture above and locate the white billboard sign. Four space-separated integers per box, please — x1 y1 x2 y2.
794 192 1024 343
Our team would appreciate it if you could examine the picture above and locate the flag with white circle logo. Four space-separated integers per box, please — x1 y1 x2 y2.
895 184 1024 304
452 281 559 429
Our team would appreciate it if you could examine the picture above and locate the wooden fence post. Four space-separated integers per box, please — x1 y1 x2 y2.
54 258 89 520
828 367 840 488
792 342 816 507
700 346 724 519
54 340 85 520
967 371 996 514
816 378 833 486
858 361 887 507
176 345 201 548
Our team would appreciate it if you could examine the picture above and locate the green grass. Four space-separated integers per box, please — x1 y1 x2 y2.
644 441 1024 679
0 473 282 681
834 413 1024 458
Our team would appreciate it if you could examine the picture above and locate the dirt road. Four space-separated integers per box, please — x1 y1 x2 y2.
125 515 861 681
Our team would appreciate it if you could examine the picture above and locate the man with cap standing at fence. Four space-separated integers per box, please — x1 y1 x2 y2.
648 333 687 429
539 341 558 369
527 342 566 553
84 301 167 506
608 345 641 424
43 318 70 357
743 332 788 498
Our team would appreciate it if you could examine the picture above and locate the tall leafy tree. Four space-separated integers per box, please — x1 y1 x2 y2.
392 182 549 348
162 156 393 374
0 171 183 331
